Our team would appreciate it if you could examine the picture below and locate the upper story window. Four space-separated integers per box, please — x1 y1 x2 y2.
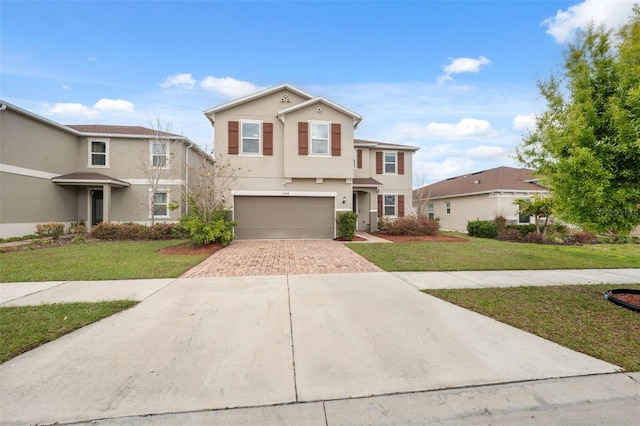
151 142 169 168
241 120 261 155
384 152 397 174
310 122 329 156
89 139 109 167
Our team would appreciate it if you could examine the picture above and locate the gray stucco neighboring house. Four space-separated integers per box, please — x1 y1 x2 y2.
413 166 549 232
0 101 213 239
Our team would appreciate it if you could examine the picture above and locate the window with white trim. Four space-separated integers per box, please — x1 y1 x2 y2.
384 194 397 216
151 142 169 167
428 203 435 220
310 122 329 155
384 152 397 174
151 191 169 218
446 201 451 214
89 139 109 167
241 120 261 155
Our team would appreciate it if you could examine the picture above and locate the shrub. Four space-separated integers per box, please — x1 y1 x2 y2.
569 230 598 244
35 223 64 240
387 216 440 236
91 222 176 240
494 215 507 237
524 232 545 244
176 210 236 247
378 217 391 232
506 224 537 237
336 211 358 240
498 228 524 242
467 220 497 238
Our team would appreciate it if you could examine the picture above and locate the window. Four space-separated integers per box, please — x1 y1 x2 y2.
151 142 169 167
518 205 531 224
241 121 261 155
89 139 109 167
152 191 169 217
446 202 451 214
310 122 329 155
384 194 397 216
428 203 435 220
384 152 397 174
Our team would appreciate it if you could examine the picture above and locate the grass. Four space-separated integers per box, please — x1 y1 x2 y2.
0 300 138 363
0 240 210 282
424 284 640 371
347 236 640 271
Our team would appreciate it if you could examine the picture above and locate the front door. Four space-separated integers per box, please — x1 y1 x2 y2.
91 190 104 226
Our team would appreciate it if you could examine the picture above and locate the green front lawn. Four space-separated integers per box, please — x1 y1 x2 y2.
424 284 640 371
347 236 640 271
0 300 138 363
0 240 210 282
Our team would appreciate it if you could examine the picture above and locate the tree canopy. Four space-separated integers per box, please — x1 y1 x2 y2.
517 6 640 235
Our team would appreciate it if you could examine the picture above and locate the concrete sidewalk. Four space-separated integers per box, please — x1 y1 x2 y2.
0 270 639 424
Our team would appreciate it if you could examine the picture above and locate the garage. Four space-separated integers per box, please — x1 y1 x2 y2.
233 196 335 239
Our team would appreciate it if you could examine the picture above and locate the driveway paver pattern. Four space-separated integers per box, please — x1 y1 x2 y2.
181 239 383 277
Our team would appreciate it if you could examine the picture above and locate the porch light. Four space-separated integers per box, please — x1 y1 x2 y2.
342 196 346 204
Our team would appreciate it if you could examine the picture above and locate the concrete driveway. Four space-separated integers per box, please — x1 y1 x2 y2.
181 239 383 277
0 272 630 425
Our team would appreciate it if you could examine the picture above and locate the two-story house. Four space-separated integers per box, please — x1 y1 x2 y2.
0 101 213 239
204 84 418 239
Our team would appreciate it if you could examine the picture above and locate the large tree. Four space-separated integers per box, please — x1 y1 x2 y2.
517 6 640 235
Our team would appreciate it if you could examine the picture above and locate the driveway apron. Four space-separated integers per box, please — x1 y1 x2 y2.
0 273 621 424
181 239 383 277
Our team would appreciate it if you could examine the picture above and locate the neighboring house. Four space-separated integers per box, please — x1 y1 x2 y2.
204 84 419 239
0 101 213 239
413 166 548 232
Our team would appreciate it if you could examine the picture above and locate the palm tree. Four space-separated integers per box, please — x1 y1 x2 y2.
514 195 554 234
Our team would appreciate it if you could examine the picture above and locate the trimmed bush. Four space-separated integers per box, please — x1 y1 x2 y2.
506 224 537 237
387 216 440 236
467 220 498 238
569 230 598 244
336 211 358 240
91 222 176 240
35 223 64 240
524 232 546 244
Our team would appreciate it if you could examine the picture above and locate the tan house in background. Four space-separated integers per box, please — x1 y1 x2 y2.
205 84 419 239
413 166 548 232
0 101 212 239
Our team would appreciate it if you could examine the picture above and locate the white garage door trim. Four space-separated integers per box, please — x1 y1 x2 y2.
231 190 337 197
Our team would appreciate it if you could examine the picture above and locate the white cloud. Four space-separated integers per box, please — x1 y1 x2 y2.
61 85 70 90
45 98 135 119
465 145 508 160
438 56 491 84
87 55 97 62
46 102 97 118
160 73 196 90
512 114 537 132
422 118 496 140
200 76 263 98
542 0 635 43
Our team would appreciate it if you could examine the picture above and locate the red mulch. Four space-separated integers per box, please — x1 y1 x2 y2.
612 293 640 308
334 236 368 242
370 232 468 243
158 242 224 255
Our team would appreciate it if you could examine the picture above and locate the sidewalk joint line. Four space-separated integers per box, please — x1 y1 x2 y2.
322 401 329 426
286 275 299 402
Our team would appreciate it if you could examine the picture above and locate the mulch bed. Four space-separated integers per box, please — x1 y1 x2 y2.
157 242 224 256
370 232 468 243
334 236 368 242
615 293 640 306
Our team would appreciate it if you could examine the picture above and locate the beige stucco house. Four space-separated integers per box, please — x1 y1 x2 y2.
0 101 212 239
205 84 419 239
413 166 549 232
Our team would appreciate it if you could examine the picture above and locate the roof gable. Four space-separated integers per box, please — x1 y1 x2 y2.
415 166 547 199
277 97 362 128
203 83 313 117
66 125 180 137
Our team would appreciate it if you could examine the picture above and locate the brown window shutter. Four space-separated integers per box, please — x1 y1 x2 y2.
331 123 341 156
228 121 239 155
357 149 362 168
298 122 308 155
398 195 405 217
263 122 273 156
376 152 383 174
398 152 405 175
377 194 383 217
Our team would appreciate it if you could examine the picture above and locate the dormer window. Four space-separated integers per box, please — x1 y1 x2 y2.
241 121 261 155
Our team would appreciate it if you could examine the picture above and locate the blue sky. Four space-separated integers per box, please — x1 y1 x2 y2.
1 0 636 185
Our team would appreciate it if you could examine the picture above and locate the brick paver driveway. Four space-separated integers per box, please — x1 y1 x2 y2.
181 240 383 277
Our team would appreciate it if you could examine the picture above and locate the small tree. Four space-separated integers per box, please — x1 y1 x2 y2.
514 195 554 234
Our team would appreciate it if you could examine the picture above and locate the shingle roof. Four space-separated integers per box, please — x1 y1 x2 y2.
355 139 420 151
66 125 180 137
414 166 547 199
353 177 383 187
51 172 130 187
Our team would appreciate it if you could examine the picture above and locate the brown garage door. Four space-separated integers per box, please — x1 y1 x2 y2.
234 196 335 239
